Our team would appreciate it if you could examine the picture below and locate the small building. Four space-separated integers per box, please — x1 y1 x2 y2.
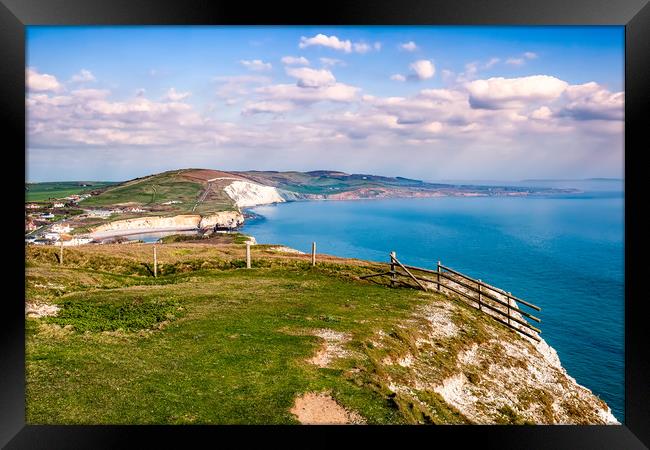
53 202 65 208
41 213 55 219
25 220 38 232
26 203 41 209
62 237 93 246
43 232 60 241
51 224 73 233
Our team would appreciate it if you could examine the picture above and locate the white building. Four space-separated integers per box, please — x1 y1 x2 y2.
53 202 65 208
51 224 73 233
62 237 93 246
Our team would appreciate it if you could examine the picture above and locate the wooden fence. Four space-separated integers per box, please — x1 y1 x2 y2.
361 252 542 342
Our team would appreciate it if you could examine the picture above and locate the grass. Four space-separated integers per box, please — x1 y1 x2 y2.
25 182 117 202
25 242 528 425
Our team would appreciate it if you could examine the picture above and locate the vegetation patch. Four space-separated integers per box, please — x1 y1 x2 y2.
45 298 184 332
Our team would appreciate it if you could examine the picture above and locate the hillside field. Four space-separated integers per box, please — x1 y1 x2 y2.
25 242 520 425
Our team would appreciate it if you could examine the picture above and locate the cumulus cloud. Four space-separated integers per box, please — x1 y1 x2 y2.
164 88 191 101
524 52 538 60
320 57 344 67
409 60 435 80
531 106 553 120
299 34 352 53
242 101 294 115
281 56 310 66
390 74 406 82
299 34 380 54
399 41 418 52
26 68 62 92
559 84 623 121
240 59 272 71
466 75 569 109
70 69 96 83
286 67 336 88
255 82 359 105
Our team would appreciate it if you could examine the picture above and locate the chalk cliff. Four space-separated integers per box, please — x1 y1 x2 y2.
224 181 285 208
89 211 244 237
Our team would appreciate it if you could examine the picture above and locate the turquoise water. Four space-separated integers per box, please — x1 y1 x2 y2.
243 180 624 421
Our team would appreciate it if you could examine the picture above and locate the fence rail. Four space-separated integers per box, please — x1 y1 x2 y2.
361 252 542 342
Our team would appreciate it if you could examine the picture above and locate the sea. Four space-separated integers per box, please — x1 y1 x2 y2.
242 179 625 421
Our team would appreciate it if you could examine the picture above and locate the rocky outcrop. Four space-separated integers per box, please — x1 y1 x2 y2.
224 181 285 208
376 299 619 424
198 211 244 230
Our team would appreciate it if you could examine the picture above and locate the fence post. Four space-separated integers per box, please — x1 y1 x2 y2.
153 244 157 278
390 251 397 288
59 240 64 265
478 279 482 311
507 292 511 325
436 261 441 291
311 242 316 266
246 242 251 269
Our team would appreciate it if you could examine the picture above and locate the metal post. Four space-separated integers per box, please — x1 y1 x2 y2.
153 245 157 278
436 261 441 291
390 251 396 288
59 240 64 265
478 279 482 311
311 242 316 266
246 242 251 269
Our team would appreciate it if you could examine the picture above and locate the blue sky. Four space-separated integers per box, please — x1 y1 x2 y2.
26 26 624 182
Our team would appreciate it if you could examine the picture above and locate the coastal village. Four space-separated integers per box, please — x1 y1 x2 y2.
25 194 174 246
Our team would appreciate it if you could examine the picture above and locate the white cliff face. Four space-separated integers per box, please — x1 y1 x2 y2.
224 181 285 208
89 211 245 238
380 300 620 425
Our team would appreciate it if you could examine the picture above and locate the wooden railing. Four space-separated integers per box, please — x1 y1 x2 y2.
361 252 542 342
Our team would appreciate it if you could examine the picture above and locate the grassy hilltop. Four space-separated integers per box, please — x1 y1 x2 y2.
25 241 611 425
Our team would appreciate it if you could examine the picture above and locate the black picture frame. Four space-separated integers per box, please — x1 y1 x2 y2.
2 0 648 448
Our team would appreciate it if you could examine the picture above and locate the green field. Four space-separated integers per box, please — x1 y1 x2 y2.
25 182 117 202
24 243 541 425
79 170 236 215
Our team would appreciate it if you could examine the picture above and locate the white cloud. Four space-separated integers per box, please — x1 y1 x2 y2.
286 67 336 88
353 42 371 54
531 106 553 120
70 89 110 99
484 58 500 69
466 75 569 109
409 60 435 80
26 68 62 92
320 57 344 67
399 41 418 52
505 58 525 66
242 101 295 115
524 52 538 60
256 82 359 105
281 56 310 66
559 84 623 121
164 88 191 101
240 59 272 71
390 74 406 82
70 69 96 83
299 34 352 53
299 34 379 54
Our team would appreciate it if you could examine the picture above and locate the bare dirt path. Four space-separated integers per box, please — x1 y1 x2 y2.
290 392 365 425
192 182 212 212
